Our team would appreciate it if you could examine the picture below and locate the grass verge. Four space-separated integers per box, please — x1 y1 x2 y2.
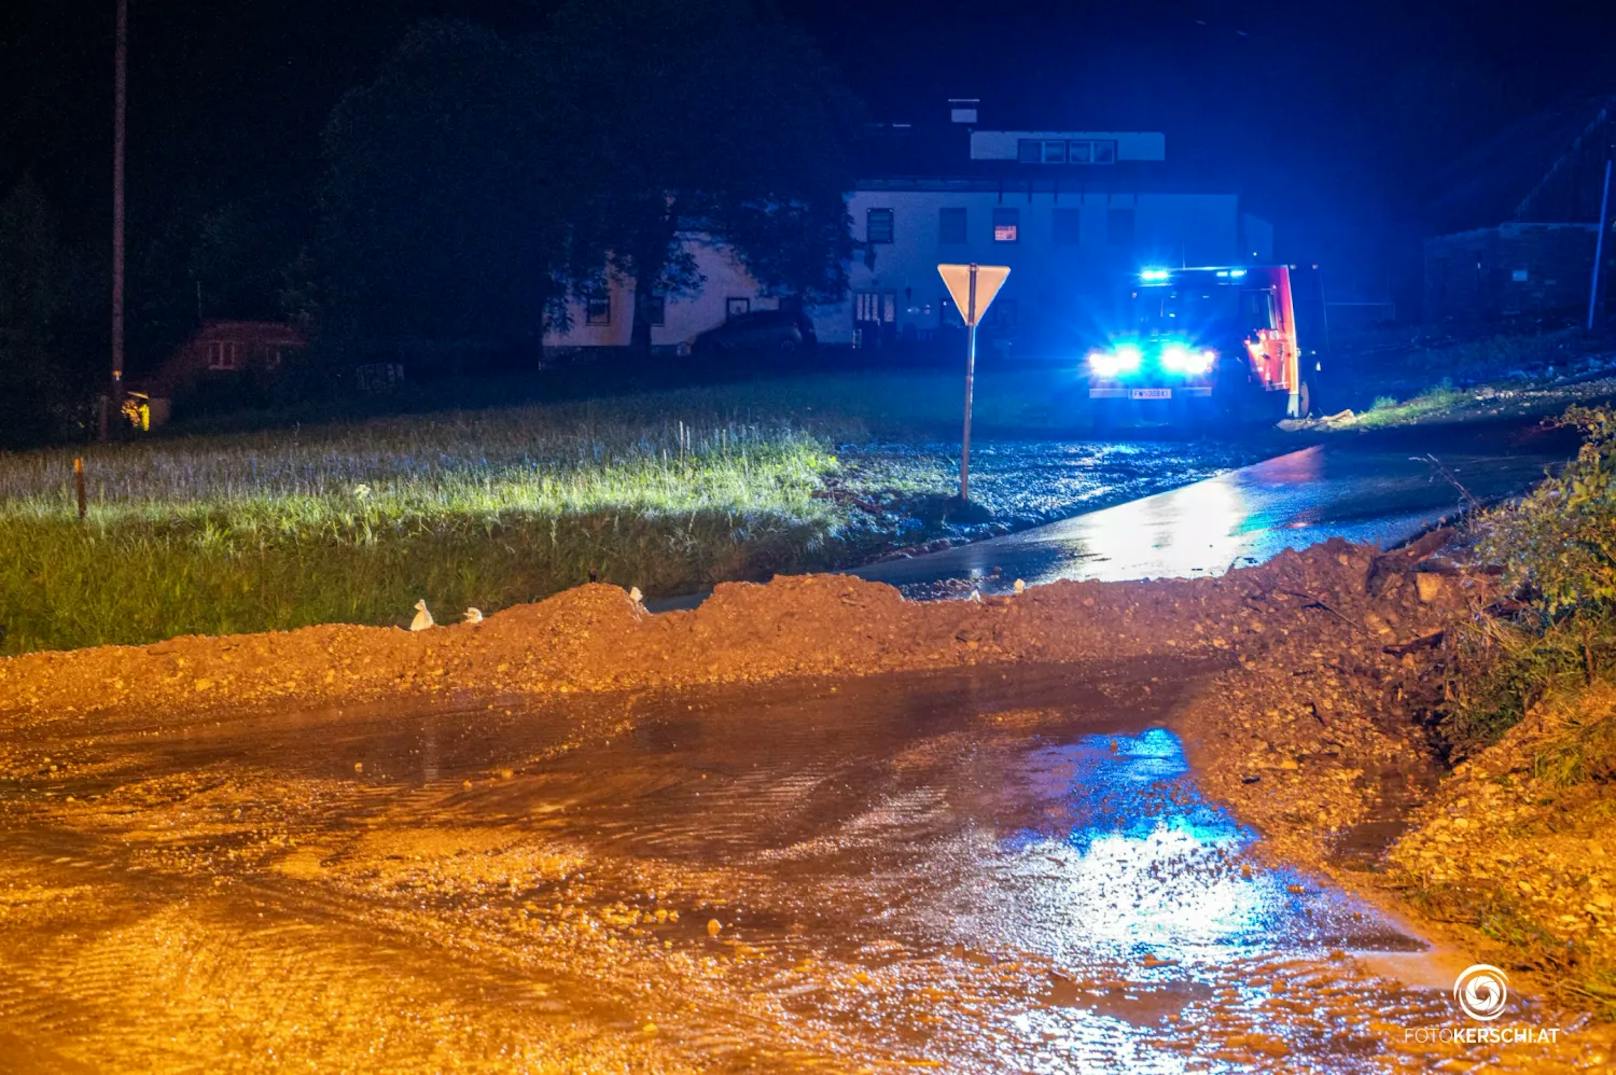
1297 324 1616 431
0 370 1254 655
0 399 842 653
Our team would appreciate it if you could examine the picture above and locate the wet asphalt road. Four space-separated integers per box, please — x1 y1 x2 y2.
854 420 1573 597
0 663 1571 1071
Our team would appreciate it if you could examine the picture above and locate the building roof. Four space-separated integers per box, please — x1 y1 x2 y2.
851 115 1242 196
190 319 306 342
852 174 1240 197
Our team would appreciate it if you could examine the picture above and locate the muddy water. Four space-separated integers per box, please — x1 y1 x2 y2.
0 664 1580 1071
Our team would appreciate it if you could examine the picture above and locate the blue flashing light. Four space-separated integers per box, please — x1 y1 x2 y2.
1088 343 1143 379
1228 268 1247 279
1138 267 1172 283
1161 341 1216 376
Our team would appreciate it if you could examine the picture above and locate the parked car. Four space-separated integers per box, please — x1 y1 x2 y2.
691 310 816 355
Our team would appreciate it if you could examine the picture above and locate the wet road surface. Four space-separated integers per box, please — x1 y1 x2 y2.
855 421 1572 597
0 663 1577 1070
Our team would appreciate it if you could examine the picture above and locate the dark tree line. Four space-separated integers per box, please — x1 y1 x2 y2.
0 0 857 445
322 0 856 358
0 177 101 447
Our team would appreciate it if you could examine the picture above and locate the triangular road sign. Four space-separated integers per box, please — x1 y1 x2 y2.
937 263 1010 326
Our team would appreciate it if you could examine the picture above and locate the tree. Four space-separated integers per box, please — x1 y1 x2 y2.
547 0 858 351
0 177 97 447
319 21 564 359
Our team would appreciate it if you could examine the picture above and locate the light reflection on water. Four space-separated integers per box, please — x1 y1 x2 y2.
1007 726 1309 955
1074 477 1256 584
923 725 1426 1070
943 726 1335 968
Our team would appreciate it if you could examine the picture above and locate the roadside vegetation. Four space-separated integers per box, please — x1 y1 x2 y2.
0 400 835 655
1298 322 1616 431
0 371 1255 655
1393 405 1616 1016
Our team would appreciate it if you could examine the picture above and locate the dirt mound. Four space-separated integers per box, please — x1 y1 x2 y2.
2 535 1483 891
3 537 1474 743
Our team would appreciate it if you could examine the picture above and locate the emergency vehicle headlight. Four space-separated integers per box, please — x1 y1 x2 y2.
1138 268 1172 283
1088 344 1143 378
1161 343 1216 376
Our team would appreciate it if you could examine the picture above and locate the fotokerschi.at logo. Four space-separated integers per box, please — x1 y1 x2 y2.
1454 963 1509 1021
1404 961 1560 1046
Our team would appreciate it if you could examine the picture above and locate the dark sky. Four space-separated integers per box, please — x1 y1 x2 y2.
4 0 1613 296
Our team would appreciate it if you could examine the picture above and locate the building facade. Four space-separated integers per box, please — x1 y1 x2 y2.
142 319 307 397
544 109 1271 356
842 182 1270 354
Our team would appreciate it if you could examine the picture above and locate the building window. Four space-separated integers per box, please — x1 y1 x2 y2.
866 208 895 244
585 294 611 325
726 297 751 319
1106 207 1135 246
854 290 895 323
643 293 666 326
206 340 240 370
1015 137 1120 165
992 207 1019 243
1053 208 1082 246
938 207 967 244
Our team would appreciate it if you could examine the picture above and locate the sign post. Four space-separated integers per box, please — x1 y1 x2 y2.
937 263 1010 502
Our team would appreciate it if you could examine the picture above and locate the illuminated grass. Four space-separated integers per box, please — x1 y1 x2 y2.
1349 382 1467 429
0 369 1190 654
0 393 855 653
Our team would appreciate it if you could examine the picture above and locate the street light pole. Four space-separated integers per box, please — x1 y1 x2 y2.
106 0 127 441
1589 158 1612 333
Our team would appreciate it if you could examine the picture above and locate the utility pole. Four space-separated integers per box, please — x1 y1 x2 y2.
105 0 128 441
1589 158 1612 333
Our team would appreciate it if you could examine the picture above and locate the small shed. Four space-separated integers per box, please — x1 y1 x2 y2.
140 320 307 402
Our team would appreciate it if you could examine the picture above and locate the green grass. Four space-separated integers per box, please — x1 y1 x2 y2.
0 386 872 653
0 369 1109 654
1348 380 1466 429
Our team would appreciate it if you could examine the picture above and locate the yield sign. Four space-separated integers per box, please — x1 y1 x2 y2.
937 263 1010 326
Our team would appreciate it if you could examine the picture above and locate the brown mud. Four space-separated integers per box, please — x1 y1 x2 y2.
4 538 1612 1068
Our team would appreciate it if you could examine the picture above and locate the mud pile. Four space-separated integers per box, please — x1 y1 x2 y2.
4 535 1485 885
6 534 1488 871
22 531 1616 1030
4 537 1471 736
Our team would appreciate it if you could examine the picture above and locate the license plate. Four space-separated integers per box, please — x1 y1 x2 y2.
1130 388 1172 400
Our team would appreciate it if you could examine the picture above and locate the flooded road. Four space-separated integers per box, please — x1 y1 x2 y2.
0 663 1573 1071
855 420 1573 597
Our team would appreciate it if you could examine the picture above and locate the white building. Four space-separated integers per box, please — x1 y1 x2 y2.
544 106 1272 356
541 238 781 351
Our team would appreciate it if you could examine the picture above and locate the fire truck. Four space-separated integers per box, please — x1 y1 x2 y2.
1085 265 1327 427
